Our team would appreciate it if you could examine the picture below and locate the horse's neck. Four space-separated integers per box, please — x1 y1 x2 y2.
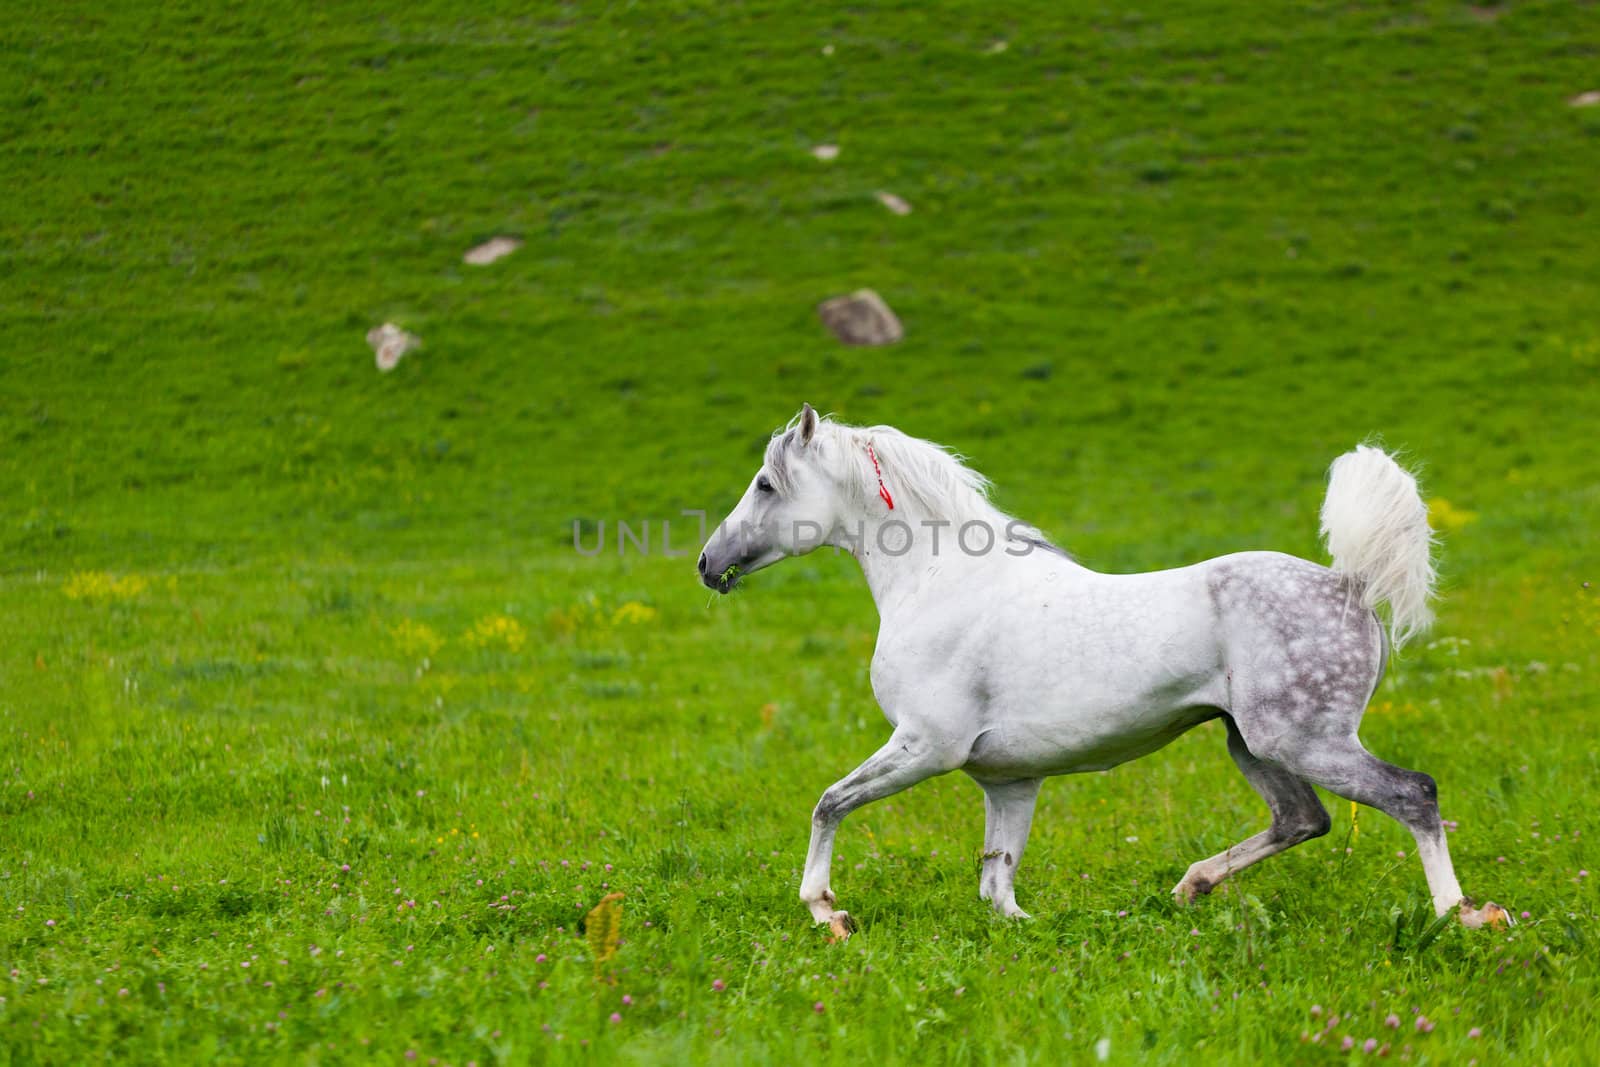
834 511 1010 616
849 539 936 615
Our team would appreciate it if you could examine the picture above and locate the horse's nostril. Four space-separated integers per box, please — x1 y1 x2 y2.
697 553 708 576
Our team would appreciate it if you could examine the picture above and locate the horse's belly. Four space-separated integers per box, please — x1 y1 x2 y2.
963 702 1219 780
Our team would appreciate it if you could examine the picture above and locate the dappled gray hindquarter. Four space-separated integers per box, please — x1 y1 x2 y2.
1209 553 1387 757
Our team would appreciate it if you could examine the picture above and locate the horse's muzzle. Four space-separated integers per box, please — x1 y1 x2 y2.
697 551 739 593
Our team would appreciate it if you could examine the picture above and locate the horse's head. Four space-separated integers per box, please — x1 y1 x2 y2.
698 403 841 593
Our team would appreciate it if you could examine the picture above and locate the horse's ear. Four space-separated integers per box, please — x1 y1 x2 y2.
798 403 818 446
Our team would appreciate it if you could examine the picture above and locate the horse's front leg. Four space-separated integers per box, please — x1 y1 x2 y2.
977 777 1043 919
799 726 959 937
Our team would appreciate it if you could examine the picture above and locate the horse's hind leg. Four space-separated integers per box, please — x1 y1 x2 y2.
1263 733 1511 928
1173 717 1330 904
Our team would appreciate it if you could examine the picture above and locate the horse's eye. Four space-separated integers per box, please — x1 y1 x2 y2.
757 475 774 493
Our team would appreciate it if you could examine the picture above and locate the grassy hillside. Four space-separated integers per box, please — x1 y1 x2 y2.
2 2 1597 1063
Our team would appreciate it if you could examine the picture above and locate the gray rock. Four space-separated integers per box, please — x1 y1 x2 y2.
367 322 421 372
463 236 522 265
817 289 903 346
875 191 912 216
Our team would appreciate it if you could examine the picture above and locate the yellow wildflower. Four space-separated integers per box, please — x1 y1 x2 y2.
611 601 658 625
63 572 149 601
1427 498 1477 534
391 618 444 659
464 614 527 652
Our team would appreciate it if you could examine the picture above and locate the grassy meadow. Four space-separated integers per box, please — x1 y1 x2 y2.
3 1 1599 1062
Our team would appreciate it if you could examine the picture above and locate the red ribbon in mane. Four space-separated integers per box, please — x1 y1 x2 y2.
867 443 894 510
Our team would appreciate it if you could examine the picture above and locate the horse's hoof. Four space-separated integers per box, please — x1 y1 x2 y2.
827 911 856 941
1460 901 1513 929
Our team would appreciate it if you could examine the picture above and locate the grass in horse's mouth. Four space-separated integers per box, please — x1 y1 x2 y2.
706 564 743 607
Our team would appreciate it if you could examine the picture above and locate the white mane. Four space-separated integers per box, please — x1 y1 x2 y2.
766 412 1050 546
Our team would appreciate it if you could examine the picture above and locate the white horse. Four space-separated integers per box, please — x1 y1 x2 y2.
698 404 1510 936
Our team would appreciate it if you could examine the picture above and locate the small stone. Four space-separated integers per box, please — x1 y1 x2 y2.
875 191 912 216
366 323 421 372
1569 91 1600 108
811 144 840 161
984 40 1009 54
817 289 903 346
463 236 523 265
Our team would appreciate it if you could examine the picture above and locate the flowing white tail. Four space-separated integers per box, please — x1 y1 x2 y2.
1319 445 1437 649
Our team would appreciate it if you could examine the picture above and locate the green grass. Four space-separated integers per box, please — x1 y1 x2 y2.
3 1 1599 1062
